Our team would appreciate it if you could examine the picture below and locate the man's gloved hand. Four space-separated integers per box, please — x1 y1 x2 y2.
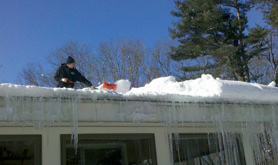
61 78 68 83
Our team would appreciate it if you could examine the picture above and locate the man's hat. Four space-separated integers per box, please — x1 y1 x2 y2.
66 56 75 64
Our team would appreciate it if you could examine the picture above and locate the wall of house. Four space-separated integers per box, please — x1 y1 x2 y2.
0 122 255 165
2 97 272 164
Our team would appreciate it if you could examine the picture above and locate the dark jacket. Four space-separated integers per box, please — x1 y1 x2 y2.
54 64 92 88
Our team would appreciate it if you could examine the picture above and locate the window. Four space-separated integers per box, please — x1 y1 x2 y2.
0 135 42 165
61 134 157 165
252 133 275 164
172 134 246 165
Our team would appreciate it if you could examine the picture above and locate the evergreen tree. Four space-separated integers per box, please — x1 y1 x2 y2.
169 0 269 81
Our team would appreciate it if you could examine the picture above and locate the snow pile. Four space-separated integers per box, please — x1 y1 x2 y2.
268 81 276 87
115 79 131 94
124 74 278 103
126 75 221 97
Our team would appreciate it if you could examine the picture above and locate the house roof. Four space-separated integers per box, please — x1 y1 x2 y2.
0 74 277 104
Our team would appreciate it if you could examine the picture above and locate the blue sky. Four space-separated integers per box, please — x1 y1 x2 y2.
0 0 265 84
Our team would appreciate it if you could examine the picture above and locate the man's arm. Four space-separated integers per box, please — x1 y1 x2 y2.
75 70 93 87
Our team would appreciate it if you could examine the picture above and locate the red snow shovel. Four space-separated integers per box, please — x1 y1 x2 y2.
103 82 117 91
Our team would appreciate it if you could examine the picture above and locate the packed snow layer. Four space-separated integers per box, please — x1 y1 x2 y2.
0 74 277 104
0 83 120 100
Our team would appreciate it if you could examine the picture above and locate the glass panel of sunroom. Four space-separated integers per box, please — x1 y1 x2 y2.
0 135 41 165
61 134 156 165
172 134 246 165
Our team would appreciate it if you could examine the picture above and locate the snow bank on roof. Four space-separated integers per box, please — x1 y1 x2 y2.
126 75 221 97
124 74 278 104
0 74 277 104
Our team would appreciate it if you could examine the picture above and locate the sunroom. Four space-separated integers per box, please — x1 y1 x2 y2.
0 75 277 165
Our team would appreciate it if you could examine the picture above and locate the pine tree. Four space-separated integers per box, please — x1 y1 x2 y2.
169 0 269 81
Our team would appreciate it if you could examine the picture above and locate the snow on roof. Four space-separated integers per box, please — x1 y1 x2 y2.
0 74 277 104
125 74 278 104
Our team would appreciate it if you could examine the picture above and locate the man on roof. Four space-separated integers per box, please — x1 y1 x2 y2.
54 56 94 89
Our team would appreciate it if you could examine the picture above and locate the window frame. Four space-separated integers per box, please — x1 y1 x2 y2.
61 134 157 165
172 133 246 165
0 135 42 165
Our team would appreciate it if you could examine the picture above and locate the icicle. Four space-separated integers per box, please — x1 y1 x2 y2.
69 96 79 154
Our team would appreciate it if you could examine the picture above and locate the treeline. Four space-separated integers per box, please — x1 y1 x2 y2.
17 38 183 88
18 0 278 87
